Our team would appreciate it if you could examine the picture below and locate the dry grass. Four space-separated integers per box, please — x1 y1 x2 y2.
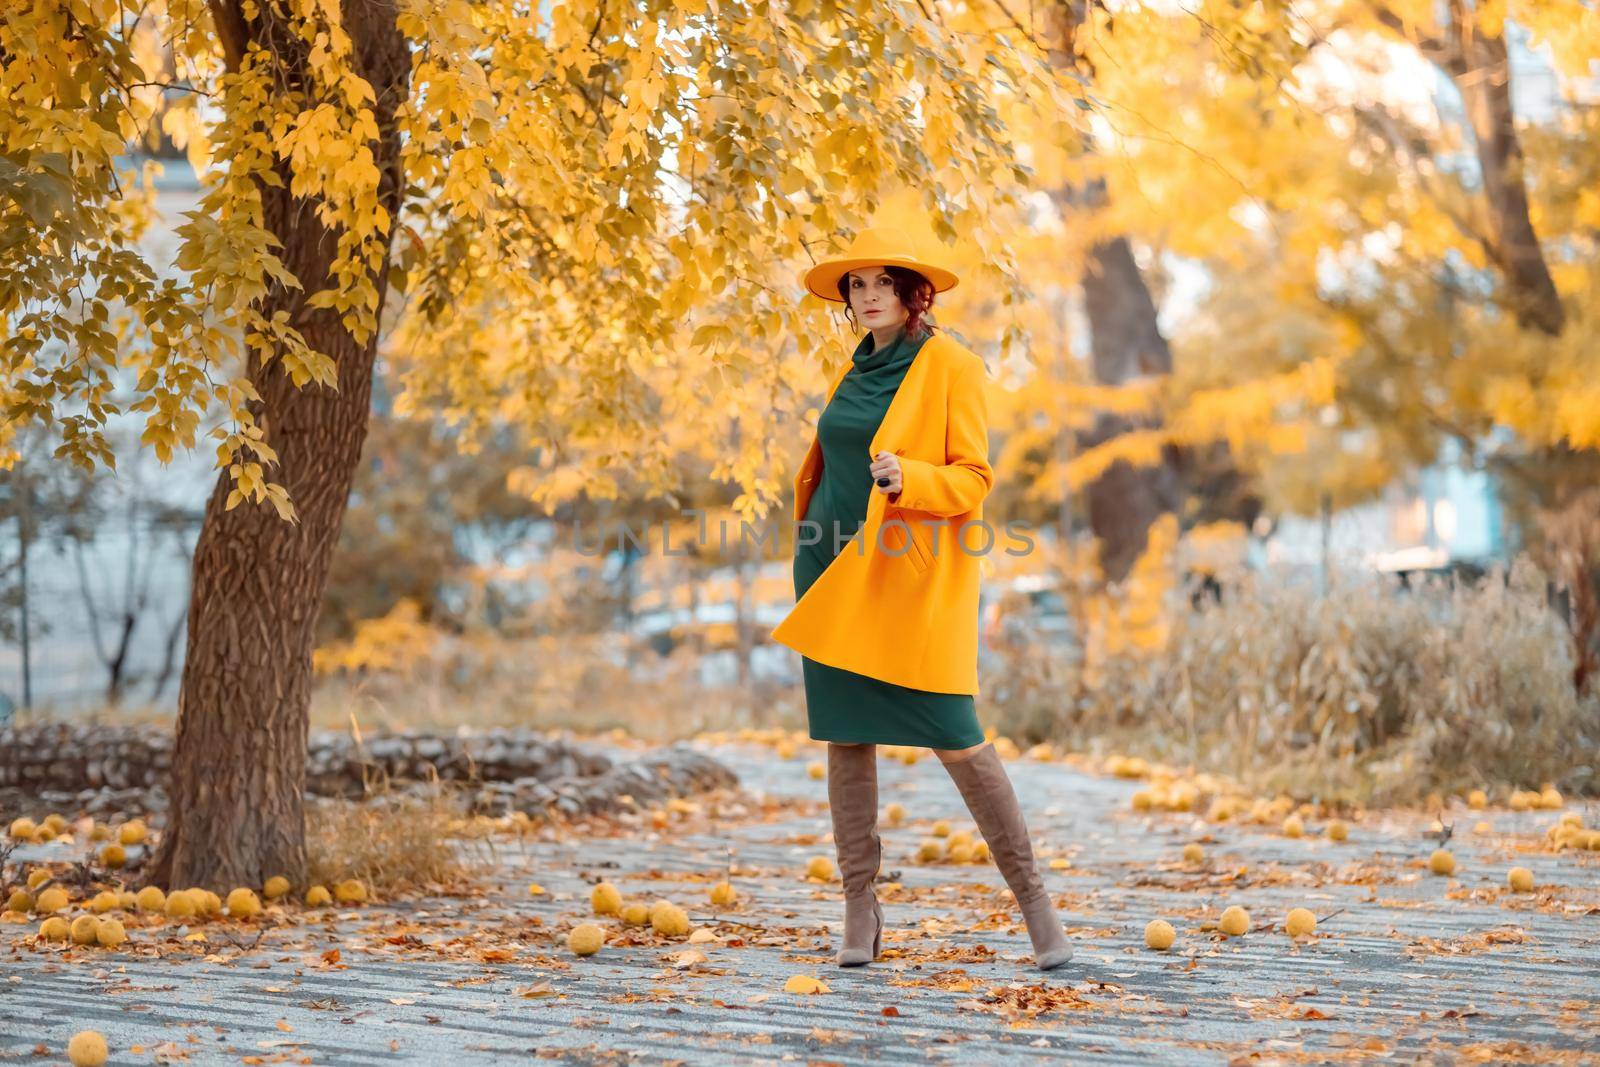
309 627 802 739
985 556 1600 805
304 772 495 898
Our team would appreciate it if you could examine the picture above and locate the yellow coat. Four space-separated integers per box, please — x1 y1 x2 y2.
769 329 994 695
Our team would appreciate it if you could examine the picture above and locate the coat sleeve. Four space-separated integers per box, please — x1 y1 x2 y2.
891 358 994 517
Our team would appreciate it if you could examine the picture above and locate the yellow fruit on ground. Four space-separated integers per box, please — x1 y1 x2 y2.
1558 811 1583 828
1285 908 1317 937
35 887 68 914
1144 919 1176 950
35 825 57 843
806 761 825 780
973 841 991 862
226 888 263 919
1428 849 1456 876
1130 790 1153 811
1206 797 1236 822
7 889 32 913
333 880 368 905
1507 867 1535 892
117 891 136 909
38 916 70 942
89 823 111 842
947 842 975 864
135 886 165 912
28 869 52 891
590 882 623 915
775 740 796 759
43 814 67 834
89 891 119 914
95 918 127 948
1551 827 1580 851
185 888 221 917
1282 816 1304 838
70 915 100 945
98 844 126 869
1219 906 1250 937
898 748 919 766
1539 788 1563 810
783 974 831 994
568 923 605 956
67 1030 109 1067
1182 843 1204 864
1508 790 1531 811
1326 820 1349 842
8 817 37 840
1467 789 1487 809
525 883 546 897
118 820 148 846
806 856 835 881
305 885 332 907
650 900 690 937
885 802 906 827
164 891 196 919
917 839 944 863
709 881 737 906
947 830 973 850
1473 820 1492 834
263 876 291 900
621 902 650 926
931 820 951 838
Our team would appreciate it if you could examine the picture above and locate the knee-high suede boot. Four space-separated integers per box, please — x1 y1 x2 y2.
942 743 1074 970
827 742 884 966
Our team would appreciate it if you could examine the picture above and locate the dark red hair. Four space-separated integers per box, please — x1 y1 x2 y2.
837 266 938 339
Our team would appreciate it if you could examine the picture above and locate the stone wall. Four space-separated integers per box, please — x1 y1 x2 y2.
0 724 736 820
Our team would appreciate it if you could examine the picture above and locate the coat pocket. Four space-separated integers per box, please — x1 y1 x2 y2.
884 508 932 573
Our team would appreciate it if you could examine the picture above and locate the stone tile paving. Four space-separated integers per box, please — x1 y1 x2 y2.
3 740 1598 1065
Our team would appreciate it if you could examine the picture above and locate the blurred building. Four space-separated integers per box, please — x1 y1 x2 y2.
1264 435 1512 577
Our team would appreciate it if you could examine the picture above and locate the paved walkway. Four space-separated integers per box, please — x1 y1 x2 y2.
4 741 1598 1065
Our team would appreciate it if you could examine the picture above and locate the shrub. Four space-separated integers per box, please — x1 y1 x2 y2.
984 557 1600 804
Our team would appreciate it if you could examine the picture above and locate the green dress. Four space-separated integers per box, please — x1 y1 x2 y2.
794 324 986 750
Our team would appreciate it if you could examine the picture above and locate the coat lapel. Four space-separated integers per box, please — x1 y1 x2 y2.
867 332 941 459
794 331 943 522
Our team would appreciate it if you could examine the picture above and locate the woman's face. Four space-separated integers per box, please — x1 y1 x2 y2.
845 267 907 331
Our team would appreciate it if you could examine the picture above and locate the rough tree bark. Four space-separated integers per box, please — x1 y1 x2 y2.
146 0 411 890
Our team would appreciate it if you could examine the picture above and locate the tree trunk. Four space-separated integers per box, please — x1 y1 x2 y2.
147 0 410 890
1444 8 1564 336
1045 0 1186 583
1076 229 1184 582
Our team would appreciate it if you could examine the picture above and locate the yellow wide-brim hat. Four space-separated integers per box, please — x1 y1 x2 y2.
801 225 960 303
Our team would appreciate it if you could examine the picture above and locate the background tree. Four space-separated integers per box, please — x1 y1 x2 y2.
1 0 1071 886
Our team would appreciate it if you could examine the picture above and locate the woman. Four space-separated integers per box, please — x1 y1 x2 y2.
769 225 1073 971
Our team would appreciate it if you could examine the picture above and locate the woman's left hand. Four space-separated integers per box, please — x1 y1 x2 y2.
869 451 903 495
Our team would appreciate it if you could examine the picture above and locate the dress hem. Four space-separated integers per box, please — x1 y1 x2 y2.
807 730 987 749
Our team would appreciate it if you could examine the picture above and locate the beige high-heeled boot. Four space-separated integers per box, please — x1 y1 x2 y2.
942 743 1074 970
827 742 884 966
